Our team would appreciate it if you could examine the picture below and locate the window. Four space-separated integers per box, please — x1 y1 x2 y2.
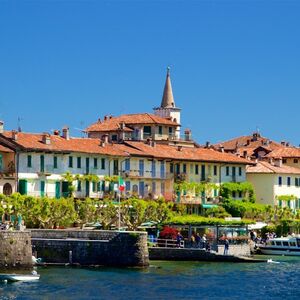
111 135 117 141
170 163 174 173
168 127 173 135
287 177 291 186
77 180 81 192
232 191 236 198
92 182 97 192
213 165 217 176
101 158 105 170
54 156 58 169
201 165 206 181
283 159 287 164
294 159 298 164
275 241 282 246
238 167 242 176
77 157 81 168
283 241 289 247
296 178 299 187
226 166 230 176
125 181 131 191
27 155 32 168
94 158 98 169
69 156 73 168
183 164 187 173
143 126 151 138
125 158 130 172
239 191 242 198
158 126 162 135
278 176 282 186
40 155 44 172
195 164 199 175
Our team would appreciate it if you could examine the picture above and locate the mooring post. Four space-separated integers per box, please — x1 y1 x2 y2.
69 250 73 264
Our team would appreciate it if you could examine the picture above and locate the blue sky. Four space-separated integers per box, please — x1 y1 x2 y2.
0 1 300 145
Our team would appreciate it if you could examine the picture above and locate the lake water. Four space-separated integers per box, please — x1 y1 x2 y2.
1 256 300 300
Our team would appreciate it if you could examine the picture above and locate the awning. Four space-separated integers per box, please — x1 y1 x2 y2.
202 204 218 208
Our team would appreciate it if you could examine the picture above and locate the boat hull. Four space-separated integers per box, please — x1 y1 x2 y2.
0 274 40 282
259 248 300 256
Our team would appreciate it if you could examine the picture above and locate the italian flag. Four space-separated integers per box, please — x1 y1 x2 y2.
119 176 125 191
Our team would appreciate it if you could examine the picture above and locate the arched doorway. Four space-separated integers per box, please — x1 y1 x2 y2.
3 183 12 195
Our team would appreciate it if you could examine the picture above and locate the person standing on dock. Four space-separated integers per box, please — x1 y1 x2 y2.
224 238 229 255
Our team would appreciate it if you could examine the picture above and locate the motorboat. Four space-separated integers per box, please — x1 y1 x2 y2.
258 236 300 256
0 271 40 282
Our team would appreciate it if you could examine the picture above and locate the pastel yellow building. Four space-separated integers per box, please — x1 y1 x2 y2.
246 160 300 209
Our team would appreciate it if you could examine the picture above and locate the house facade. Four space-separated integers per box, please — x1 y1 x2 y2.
247 160 300 209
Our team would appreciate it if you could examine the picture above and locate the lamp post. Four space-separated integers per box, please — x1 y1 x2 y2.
118 159 126 231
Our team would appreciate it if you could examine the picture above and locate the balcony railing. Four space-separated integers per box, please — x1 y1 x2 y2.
0 168 16 178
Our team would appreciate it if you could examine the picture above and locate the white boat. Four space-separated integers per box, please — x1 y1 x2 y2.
258 236 300 256
0 272 40 282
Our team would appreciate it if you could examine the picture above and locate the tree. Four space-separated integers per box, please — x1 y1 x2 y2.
96 201 118 229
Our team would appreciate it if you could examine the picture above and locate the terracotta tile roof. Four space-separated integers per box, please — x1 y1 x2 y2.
247 161 300 175
214 133 283 153
265 147 300 159
0 144 13 153
125 141 254 164
85 113 179 132
1 131 137 156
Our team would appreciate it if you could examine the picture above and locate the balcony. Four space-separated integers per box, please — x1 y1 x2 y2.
37 165 54 176
0 167 16 178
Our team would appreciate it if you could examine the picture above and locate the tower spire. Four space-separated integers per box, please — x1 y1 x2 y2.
160 67 175 108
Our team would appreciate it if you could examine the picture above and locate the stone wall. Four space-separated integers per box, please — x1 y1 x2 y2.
31 229 149 267
149 247 254 262
0 231 32 268
217 244 251 257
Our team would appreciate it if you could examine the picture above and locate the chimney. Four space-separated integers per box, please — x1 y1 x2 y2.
219 145 224 153
120 122 125 130
53 130 60 136
12 130 18 141
281 141 286 146
104 115 108 121
286 142 290 147
42 133 51 145
146 138 151 145
184 128 192 141
205 141 211 148
274 158 282 167
151 141 156 147
177 146 183 151
243 150 247 158
0 120 3 134
62 127 70 140
109 115 112 119
246 139 250 146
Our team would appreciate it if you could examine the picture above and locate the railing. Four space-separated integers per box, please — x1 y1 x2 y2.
0 168 16 177
148 237 185 248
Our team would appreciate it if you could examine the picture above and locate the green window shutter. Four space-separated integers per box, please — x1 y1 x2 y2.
0 154 3 171
77 157 81 168
55 181 61 199
77 180 81 192
40 181 45 197
54 156 58 169
19 179 28 195
40 155 45 172
97 181 101 192
101 181 105 191
69 156 73 168
94 158 98 169
27 155 32 168
92 182 96 192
